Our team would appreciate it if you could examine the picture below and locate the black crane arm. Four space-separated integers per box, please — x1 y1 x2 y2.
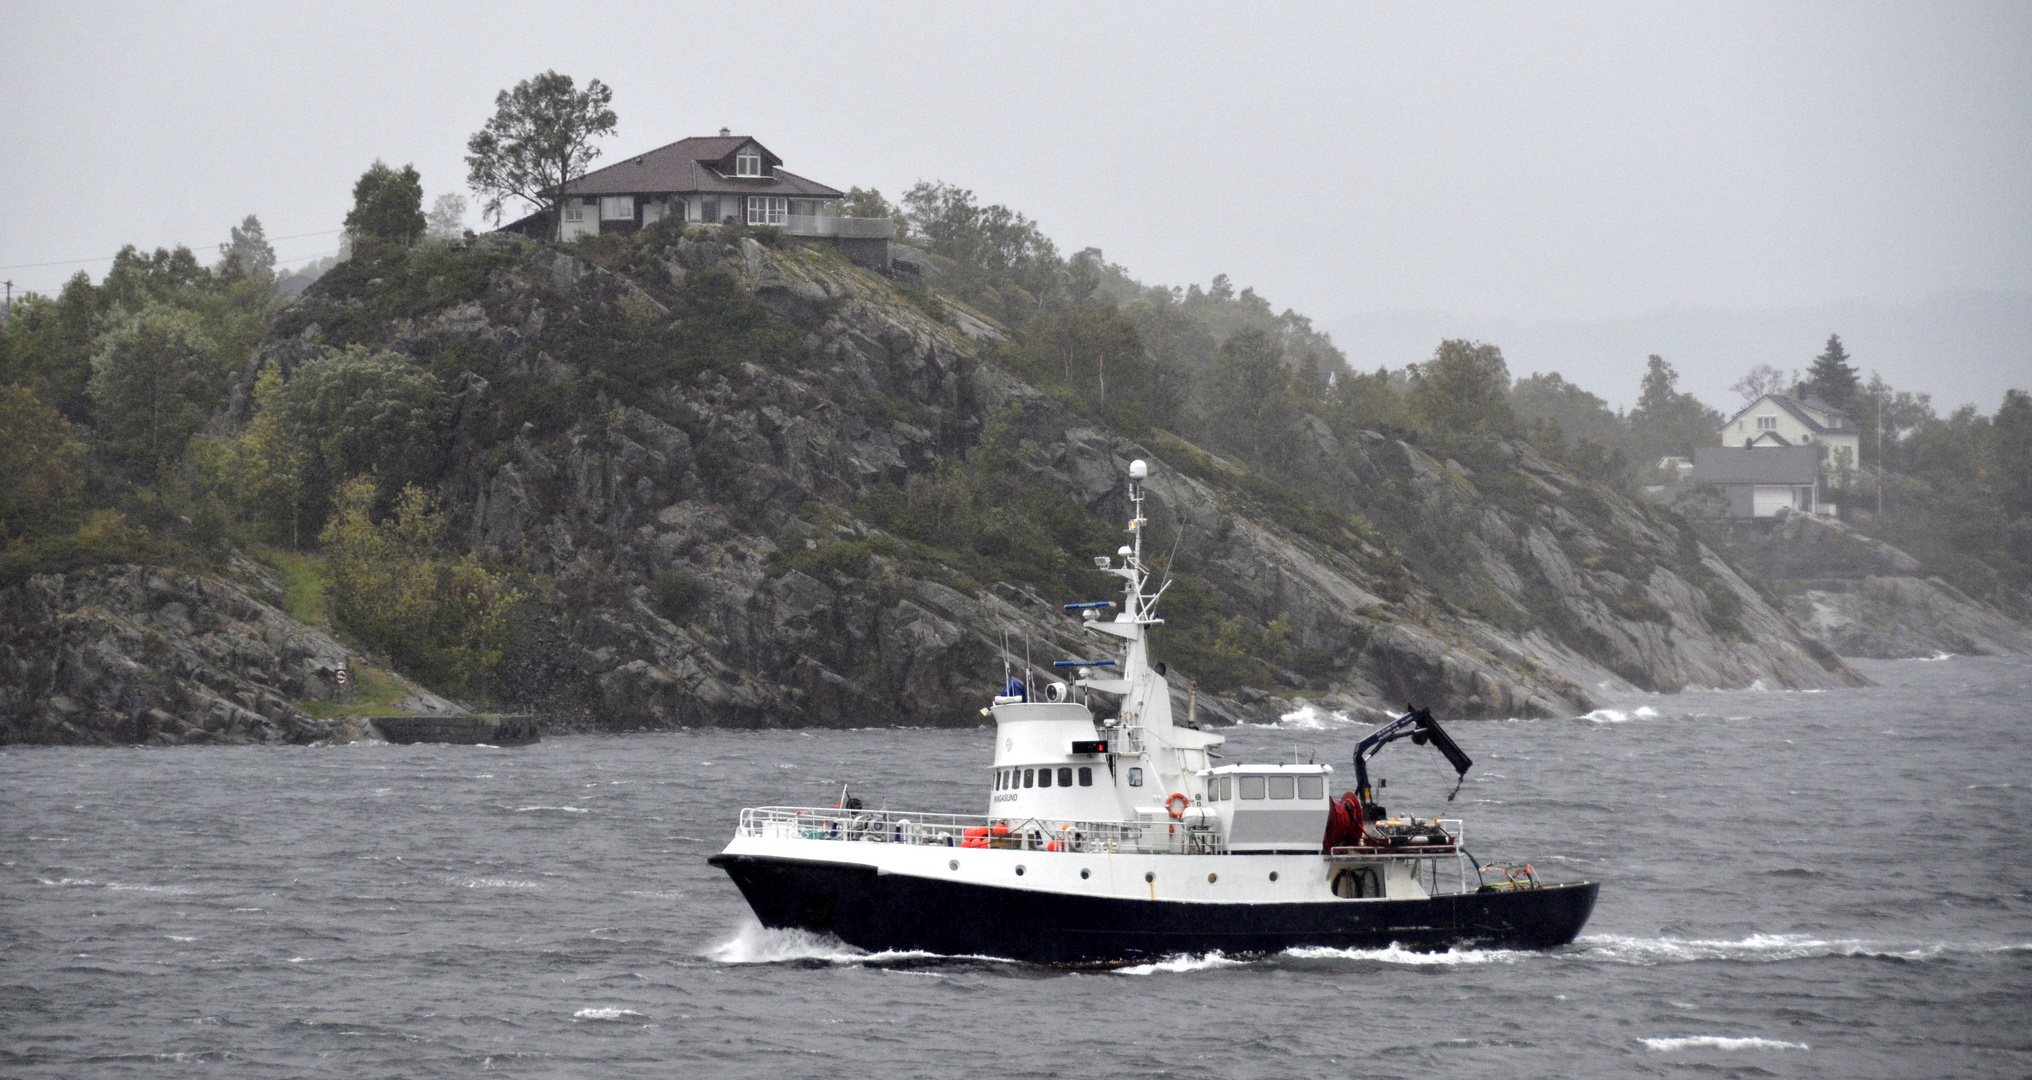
1352 706 1474 805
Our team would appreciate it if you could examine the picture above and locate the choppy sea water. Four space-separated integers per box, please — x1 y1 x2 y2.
3 655 2029 1078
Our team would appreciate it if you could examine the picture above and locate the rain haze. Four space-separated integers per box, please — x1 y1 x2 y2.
3 1 2028 408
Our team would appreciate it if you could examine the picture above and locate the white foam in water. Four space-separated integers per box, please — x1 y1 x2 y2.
706 920 1006 966
1282 943 1527 966
512 805 590 813
1914 651 1955 662
1264 704 1356 730
1581 709 1631 723
573 1007 645 1022
1116 952 1250 975
1643 1035 1809 1052
1577 933 2032 964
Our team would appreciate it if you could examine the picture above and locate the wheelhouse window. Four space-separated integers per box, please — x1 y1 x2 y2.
746 196 787 226
1268 776 1296 800
1127 768 1143 787
1077 767 1093 787
1023 769 1035 788
1217 776 1232 800
1238 775 1266 800
735 147 763 176
1038 768 1052 788
1298 776 1325 801
1057 767 1073 787
600 196 635 221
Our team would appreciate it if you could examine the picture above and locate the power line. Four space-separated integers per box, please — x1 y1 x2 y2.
0 229 347 272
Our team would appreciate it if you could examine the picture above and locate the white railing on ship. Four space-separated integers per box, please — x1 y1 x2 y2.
736 806 1226 855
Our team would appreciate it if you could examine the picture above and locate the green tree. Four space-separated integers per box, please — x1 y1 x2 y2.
464 70 618 235
218 214 276 277
0 385 87 542
0 272 105 423
1629 354 1721 462
1994 388 2032 517
1009 303 1156 430
1407 339 1516 446
345 161 427 246
322 477 523 698
87 305 218 483
425 194 468 241
270 346 450 529
901 182 1062 322
838 187 909 238
1207 326 1298 463
1803 333 1860 411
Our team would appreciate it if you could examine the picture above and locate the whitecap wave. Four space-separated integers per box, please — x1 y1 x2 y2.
1264 704 1357 730
573 1007 645 1021
1282 943 1526 966
1577 933 2031 964
512 805 590 813
1581 709 1632 723
1914 652 1954 662
456 878 541 889
705 920 1004 966
1643 1035 1808 1051
1116 952 1250 975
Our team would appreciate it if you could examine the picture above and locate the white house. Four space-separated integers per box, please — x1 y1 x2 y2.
1719 393 1861 468
498 130 895 266
1686 446 1825 519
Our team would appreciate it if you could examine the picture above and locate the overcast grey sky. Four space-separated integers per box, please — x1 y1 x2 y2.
4 2 2026 410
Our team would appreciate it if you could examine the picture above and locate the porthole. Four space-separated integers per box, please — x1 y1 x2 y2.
950 860 959 871
1080 868 1090 879
1207 873 1218 884
1144 871 1155 883
1015 865 1026 876
1268 871 1279 882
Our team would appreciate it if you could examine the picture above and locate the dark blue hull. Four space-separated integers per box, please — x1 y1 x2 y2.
708 853 1599 965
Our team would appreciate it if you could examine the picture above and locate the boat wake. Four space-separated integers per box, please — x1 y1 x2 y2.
704 919 1010 967
1575 933 2032 964
1643 1035 1809 1051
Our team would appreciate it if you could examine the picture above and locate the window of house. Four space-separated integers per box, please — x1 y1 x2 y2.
563 206 585 222
1298 776 1325 801
600 196 634 221
747 196 787 226
1127 768 1143 787
1078 767 1092 787
1023 768 1035 788
1239 775 1267 800
1757 416 1779 430
702 196 721 223
1268 776 1297 800
735 147 762 177
1058 767 1073 787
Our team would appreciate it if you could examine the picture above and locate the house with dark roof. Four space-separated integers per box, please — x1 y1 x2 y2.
500 129 894 265
1684 445 1824 519
1720 393 1861 465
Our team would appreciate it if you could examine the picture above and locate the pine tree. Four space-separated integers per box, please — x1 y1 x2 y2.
1804 334 1859 411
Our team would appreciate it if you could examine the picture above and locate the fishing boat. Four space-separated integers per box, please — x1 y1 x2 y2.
709 459 1598 964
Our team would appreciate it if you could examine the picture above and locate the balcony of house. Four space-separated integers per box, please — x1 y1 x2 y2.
782 214 896 239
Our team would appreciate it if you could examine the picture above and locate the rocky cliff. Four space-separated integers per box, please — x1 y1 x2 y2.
224 227 1857 731
0 560 349 744
1723 509 2032 659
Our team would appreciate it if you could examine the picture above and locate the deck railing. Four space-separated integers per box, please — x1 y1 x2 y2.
782 215 896 239
736 805 1225 855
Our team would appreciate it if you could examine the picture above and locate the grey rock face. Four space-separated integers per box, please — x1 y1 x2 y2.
230 229 1862 731
1721 509 2029 659
0 564 349 745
